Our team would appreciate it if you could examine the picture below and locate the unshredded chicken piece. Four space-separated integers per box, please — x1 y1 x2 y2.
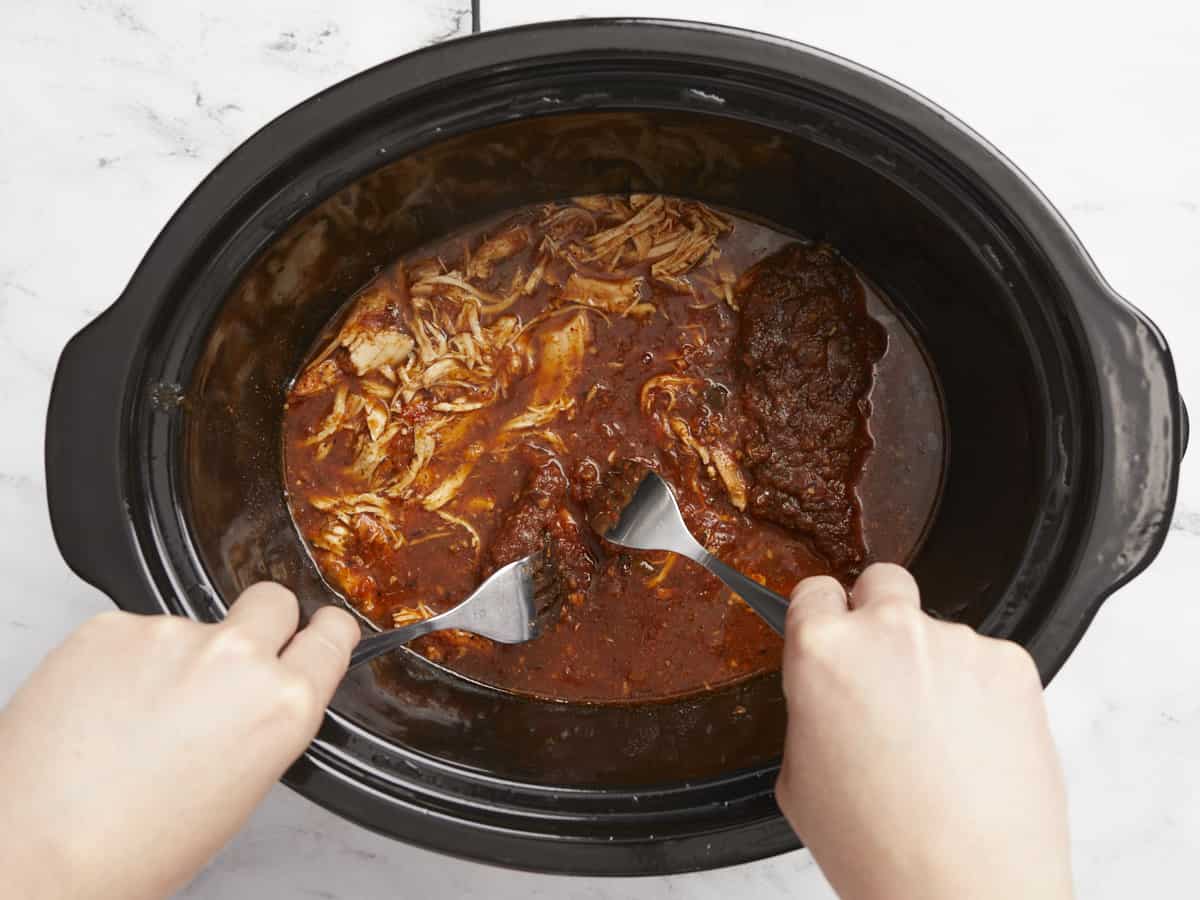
559 273 647 316
467 226 530 281
530 312 590 406
345 328 414 376
296 269 417 379
496 313 589 435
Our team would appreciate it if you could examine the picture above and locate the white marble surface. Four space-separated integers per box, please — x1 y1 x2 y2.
2 0 1198 896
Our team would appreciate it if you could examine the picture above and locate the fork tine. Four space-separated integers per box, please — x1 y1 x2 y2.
527 537 566 631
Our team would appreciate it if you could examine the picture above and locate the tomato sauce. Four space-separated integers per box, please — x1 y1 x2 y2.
283 196 943 702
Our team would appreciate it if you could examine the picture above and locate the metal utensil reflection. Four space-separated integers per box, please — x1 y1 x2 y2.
349 547 562 668
602 471 789 634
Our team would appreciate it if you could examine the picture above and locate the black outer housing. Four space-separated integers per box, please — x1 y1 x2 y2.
44 20 1186 875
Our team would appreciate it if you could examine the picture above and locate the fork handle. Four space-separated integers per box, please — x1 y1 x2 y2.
697 551 790 635
349 616 444 669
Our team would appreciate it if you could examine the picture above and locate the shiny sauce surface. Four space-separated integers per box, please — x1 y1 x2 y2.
283 196 944 702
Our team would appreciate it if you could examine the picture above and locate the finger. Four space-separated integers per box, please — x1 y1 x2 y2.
223 582 301 652
787 576 848 631
279 606 360 704
849 563 920 612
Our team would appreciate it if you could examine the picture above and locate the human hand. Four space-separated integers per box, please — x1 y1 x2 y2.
776 564 1072 900
0 584 359 900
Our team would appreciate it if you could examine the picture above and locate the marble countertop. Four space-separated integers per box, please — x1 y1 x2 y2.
2 0 1197 896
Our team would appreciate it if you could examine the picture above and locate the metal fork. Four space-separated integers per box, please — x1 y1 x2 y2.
602 471 790 634
348 548 563 669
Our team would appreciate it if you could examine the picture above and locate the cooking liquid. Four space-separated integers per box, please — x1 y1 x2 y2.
283 199 945 702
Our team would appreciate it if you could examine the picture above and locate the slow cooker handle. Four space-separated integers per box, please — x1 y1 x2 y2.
1055 294 1184 616
1178 397 1189 459
45 304 158 614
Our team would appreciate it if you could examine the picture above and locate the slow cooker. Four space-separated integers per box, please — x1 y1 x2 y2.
45 20 1186 874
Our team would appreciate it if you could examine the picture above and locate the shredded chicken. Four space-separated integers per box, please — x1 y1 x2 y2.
572 194 731 287
308 491 391 519
467 226 530 281
353 512 404 550
360 379 394 401
436 509 481 551
640 374 706 415
348 421 401 484
645 554 677 589
669 417 711 465
421 443 484 510
363 397 389 442
392 601 437 627
302 386 366 446
311 519 353 554
383 430 437 497
292 359 343 397
286 194 759 635
407 530 454 547
710 445 748 511
501 396 575 432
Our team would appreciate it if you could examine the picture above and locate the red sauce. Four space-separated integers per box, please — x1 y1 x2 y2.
283 196 943 702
